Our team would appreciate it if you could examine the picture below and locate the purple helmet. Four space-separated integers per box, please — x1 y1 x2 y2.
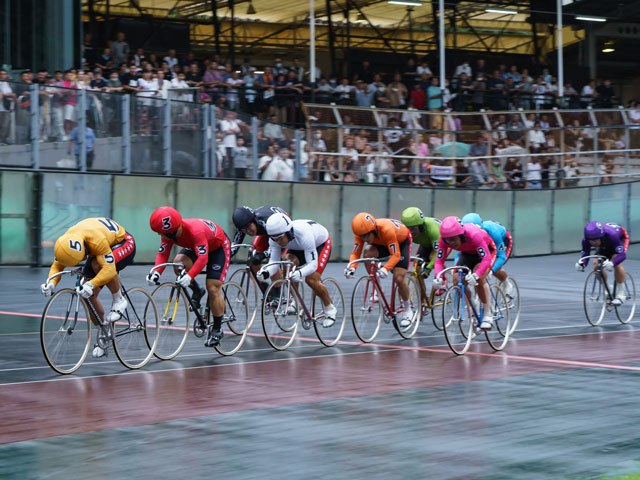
584 221 604 240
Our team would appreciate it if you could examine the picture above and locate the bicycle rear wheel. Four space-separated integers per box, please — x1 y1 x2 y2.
393 274 421 339
40 289 92 375
615 271 636 324
228 267 260 325
442 285 474 355
262 279 299 351
150 283 190 360
584 271 606 326
215 281 252 356
485 285 511 351
312 278 346 347
351 276 383 343
505 277 521 335
113 287 159 369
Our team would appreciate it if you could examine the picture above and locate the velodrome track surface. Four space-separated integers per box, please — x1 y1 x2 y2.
1 254 640 479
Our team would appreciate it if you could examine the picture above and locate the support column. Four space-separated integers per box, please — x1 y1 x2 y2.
201 104 210 177
439 0 445 88
29 85 39 170
163 100 172 176
121 94 131 173
78 90 87 172
556 0 564 97
252 117 259 179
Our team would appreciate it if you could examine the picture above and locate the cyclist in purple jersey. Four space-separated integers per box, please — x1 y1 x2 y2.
576 221 630 305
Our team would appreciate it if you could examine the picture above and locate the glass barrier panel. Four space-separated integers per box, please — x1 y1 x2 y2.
389 186 432 221
176 178 235 230
512 189 552 255
473 190 513 227
0 172 33 263
88 89 123 171
291 183 340 260
112 176 175 263
253 118 298 181
629 183 640 240
433 188 473 220
589 183 628 227
341 185 388 259
40 173 112 262
171 100 203 177
552 188 589 253
130 95 165 175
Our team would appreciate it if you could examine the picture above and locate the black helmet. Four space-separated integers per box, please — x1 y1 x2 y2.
232 206 256 229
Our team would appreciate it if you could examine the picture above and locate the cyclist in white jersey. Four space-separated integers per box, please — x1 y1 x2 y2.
257 213 337 327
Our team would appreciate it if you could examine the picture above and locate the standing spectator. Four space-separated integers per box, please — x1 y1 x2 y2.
596 79 617 108
262 147 294 181
354 59 374 84
506 120 524 145
162 49 179 69
456 72 473 111
335 77 354 104
61 71 77 140
221 111 241 177
475 59 487 76
369 74 389 108
90 68 108 91
417 60 432 78
409 83 426 110
470 134 488 157
224 71 244 111
203 62 223 102
0 69 15 145
506 65 521 83
95 48 113 71
504 157 524 189
487 70 507 110
354 81 375 107
526 157 542 189
263 114 285 144
170 72 190 101
82 32 97 67
386 74 408 109
580 79 597 108
563 157 581 186
454 60 472 78
133 47 146 66
273 58 288 76
471 72 487 110
233 136 249 179
469 157 496 188
258 66 276 114
528 121 546 153
426 77 443 111
68 120 97 168
454 159 472 188
531 77 549 110
258 144 276 178
110 32 130 67
312 130 327 152
290 58 306 82
120 64 141 94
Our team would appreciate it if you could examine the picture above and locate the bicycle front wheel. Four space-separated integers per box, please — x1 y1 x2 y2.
584 271 606 326
393 274 421 339
113 287 159 369
351 276 383 343
312 278 346 347
151 283 190 360
615 271 636 324
215 281 252 356
262 279 299 351
442 286 474 355
485 285 511 351
228 267 260 325
40 289 92 375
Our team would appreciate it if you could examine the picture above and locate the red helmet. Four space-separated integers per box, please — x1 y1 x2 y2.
150 206 182 234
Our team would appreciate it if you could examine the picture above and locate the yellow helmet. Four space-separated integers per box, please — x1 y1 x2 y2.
54 233 86 267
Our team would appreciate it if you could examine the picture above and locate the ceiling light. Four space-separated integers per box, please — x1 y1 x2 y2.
387 0 422 6
602 48 615 53
246 2 256 14
484 8 518 15
575 15 606 22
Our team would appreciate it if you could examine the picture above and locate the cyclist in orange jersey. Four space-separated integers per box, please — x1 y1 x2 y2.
346 212 414 328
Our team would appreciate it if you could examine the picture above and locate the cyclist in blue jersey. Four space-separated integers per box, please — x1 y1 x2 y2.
461 213 514 298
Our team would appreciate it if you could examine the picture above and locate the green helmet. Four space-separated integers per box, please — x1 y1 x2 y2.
401 207 425 228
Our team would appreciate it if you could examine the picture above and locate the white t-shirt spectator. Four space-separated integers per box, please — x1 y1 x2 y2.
164 56 179 69
384 127 403 145
528 129 546 147
628 108 640 129
220 119 241 148
0 81 13 112
417 65 432 76
581 84 595 102
170 78 190 101
527 161 542 181
454 63 472 78
335 84 354 101
262 156 294 181
264 122 285 141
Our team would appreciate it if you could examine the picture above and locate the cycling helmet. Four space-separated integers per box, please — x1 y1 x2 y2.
232 206 256 230
150 206 182 234
440 216 465 239
461 213 483 226
584 221 604 240
401 207 425 228
266 213 294 241
54 233 86 267
352 212 377 236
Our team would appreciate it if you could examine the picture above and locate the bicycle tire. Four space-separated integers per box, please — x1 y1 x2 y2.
615 271 636 324
228 267 260 328
442 285 474 355
583 271 606 326
485 284 511 351
393 274 421 339
40 288 92 375
150 282 190 360
215 281 253 356
505 276 521 335
312 277 346 347
351 275 383 343
262 278 299 351
113 287 159 369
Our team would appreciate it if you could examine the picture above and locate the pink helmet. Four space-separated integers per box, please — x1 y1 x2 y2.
440 216 465 238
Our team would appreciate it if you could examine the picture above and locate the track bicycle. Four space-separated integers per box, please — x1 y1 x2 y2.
150 263 253 357
40 268 160 374
261 260 346 350
436 266 511 355
580 254 636 326
407 256 453 332
484 272 521 336
349 257 421 343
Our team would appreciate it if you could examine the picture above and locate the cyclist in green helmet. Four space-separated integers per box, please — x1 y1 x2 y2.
400 207 441 278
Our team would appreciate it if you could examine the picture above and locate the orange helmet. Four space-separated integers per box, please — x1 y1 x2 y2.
352 212 377 236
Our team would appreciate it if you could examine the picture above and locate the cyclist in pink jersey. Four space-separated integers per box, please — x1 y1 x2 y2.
433 216 497 329
147 206 231 347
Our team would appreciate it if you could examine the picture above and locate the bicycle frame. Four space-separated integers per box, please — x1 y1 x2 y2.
409 256 435 309
580 255 617 302
436 265 483 325
348 257 400 319
264 260 317 323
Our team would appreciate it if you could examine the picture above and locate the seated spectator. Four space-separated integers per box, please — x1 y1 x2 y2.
383 117 404 149
322 155 342 182
598 155 615 184
354 129 369 152
506 120 524 145
409 154 429 186
312 130 327 152
340 136 359 167
563 157 581 186
504 157 525 189
335 77 354 105
469 156 497 188
539 113 551 132
401 104 423 130
314 77 334 104
563 83 579 107
95 48 113 71
507 65 521 83
470 134 488 157
429 157 454 186
491 114 508 141
528 122 546 152
454 158 472 188
264 114 285 144
365 150 393 184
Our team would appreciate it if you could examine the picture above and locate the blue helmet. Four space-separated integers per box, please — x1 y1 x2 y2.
584 221 604 240
461 213 483 227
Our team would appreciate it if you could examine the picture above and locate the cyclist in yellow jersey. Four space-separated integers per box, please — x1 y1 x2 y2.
40 217 136 358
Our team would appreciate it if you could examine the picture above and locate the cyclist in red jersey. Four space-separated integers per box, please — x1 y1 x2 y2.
148 206 231 347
